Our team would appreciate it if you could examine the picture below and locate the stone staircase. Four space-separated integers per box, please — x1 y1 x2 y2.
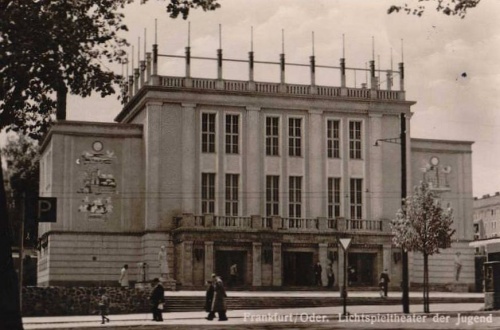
164 295 483 313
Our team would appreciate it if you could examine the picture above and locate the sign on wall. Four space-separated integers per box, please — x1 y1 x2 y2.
38 197 57 223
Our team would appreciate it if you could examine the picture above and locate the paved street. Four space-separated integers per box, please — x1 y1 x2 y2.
22 291 493 329
23 299 498 330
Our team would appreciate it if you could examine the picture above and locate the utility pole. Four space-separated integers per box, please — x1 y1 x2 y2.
401 113 410 313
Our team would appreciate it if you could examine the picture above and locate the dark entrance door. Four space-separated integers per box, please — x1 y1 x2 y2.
215 250 246 286
283 252 314 286
348 253 376 286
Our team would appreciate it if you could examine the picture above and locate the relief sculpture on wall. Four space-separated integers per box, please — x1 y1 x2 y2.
76 141 117 221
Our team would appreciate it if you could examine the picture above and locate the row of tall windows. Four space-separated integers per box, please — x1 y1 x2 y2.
201 113 363 159
201 173 363 219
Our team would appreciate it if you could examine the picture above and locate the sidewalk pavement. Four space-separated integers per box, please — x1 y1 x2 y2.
23 291 492 330
163 290 483 298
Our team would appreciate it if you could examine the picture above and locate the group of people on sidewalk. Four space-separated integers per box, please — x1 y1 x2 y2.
313 260 391 299
97 264 390 325
98 270 229 325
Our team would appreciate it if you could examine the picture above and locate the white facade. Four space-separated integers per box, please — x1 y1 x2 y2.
37 41 475 290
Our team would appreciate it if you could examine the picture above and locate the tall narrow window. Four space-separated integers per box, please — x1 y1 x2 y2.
201 173 216 214
288 118 302 157
349 121 362 159
202 113 216 153
266 176 280 216
328 178 341 219
266 117 279 156
225 174 239 216
327 120 340 158
350 178 363 219
225 114 239 154
289 176 302 218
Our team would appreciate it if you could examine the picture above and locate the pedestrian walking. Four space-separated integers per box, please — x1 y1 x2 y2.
204 280 215 320
98 288 110 324
206 274 228 321
327 265 335 288
379 268 390 298
314 261 323 286
454 252 463 281
150 278 165 322
118 264 129 288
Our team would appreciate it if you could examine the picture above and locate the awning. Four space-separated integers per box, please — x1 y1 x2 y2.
469 237 500 248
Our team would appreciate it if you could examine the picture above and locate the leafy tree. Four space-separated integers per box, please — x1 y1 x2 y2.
2 134 40 249
0 1 220 328
388 0 481 18
391 181 455 313
1 0 221 133
143 0 221 19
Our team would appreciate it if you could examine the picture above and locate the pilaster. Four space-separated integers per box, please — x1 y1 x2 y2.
182 241 194 286
145 102 163 230
246 106 261 215
369 113 383 220
272 243 282 286
252 242 262 286
308 109 324 217
319 243 328 286
182 103 197 212
204 241 214 281
338 247 346 294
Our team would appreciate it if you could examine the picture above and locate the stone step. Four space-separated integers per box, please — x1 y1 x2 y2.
163 296 483 312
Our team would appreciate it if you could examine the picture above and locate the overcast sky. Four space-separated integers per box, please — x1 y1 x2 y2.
66 0 500 198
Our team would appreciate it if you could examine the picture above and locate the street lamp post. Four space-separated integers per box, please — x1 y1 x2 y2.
374 113 409 313
339 237 352 317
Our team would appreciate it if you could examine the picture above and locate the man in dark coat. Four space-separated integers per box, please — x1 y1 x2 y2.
150 278 165 321
379 269 390 298
314 262 323 286
206 274 228 321
204 280 215 320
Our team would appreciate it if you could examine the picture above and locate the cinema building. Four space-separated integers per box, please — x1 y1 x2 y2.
37 38 475 290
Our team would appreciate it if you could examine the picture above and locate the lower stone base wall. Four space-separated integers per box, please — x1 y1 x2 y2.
22 286 153 317
410 282 475 292
410 242 475 288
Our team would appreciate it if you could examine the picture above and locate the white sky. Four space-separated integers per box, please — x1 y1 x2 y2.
66 0 500 198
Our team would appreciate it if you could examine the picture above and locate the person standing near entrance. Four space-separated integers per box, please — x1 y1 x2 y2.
229 263 238 286
118 264 129 288
379 268 390 298
314 261 323 286
327 265 335 288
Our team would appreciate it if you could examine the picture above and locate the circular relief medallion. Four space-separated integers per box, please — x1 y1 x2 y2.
92 141 103 152
430 156 439 166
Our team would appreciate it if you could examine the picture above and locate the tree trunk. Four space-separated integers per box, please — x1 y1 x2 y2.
56 82 68 121
0 153 24 329
423 253 430 313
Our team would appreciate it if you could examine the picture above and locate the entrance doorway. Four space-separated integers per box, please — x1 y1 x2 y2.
215 251 247 287
283 252 314 286
348 253 377 286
